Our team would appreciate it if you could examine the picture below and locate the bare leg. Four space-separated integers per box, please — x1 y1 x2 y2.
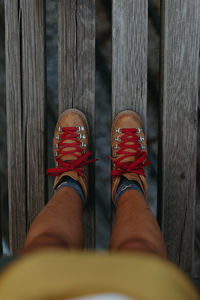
109 189 167 258
21 187 84 255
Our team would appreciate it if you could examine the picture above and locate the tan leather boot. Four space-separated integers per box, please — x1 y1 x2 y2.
47 108 95 201
110 110 151 205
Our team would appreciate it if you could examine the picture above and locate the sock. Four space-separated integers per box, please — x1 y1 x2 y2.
115 176 144 206
56 176 85 206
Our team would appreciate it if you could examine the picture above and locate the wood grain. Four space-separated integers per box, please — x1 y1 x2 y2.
5 0 46 253
58 0 95 248
112 0 148 128
20 0 46 231
159 0 200 274
5 0 26 254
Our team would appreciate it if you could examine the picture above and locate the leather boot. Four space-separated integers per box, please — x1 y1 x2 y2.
47 108 95 201
110 110 151 205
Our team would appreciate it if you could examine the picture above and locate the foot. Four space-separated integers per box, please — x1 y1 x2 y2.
110 110 150 205
46 109 95 200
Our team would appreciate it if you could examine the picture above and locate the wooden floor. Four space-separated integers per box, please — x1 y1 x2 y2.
1 0 200 283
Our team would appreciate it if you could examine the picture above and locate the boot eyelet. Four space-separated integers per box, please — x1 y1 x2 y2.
55 152 58 157
137 128 142 133
81 142 86 147
114 144 119 150
79 134 86 139
56 161 58 167
116 128 121 133
77 126 81 131
55 143 59 149
113 153 117 158
115 136 121 142
77 126 85 132
138 136 144 142
57 126 61 132
55 134 60 140
140 145 145 150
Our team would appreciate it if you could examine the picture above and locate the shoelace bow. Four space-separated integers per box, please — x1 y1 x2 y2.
109 128 151 177
46 127 96 177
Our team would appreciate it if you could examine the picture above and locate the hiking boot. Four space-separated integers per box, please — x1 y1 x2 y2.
109 110 151 204
46 108 95 200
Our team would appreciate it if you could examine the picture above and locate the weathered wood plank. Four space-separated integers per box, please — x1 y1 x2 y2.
5 0 26 254
0 0 5 255
20 0 46 232
58 0 95 248
112 0 148 125
159 0 200 274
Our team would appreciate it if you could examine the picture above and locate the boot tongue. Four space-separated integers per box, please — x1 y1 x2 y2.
59 134 82 162
115 127 141 162
60 170 79 181
117 139 138 164
118 151 137 164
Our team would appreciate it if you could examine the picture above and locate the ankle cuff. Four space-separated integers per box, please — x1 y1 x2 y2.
56 176 85 206
115 177 144 206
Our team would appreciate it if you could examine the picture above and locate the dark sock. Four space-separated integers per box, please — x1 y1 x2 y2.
56 176 85 205
115 176 144 206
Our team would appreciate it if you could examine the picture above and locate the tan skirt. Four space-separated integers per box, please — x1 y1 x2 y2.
0 249 199 300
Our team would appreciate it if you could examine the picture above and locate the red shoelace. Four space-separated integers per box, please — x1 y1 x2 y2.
46 127 96 177
109 128 151 177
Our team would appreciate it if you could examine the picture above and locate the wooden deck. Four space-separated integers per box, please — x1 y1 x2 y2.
2 0 200 279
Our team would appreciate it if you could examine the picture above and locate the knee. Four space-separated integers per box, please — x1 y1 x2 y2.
110 238 167 258
22 233 71 255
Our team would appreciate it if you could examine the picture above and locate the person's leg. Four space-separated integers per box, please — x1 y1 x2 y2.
109 110 166 258
109 189 166 257
21 186 83 255
21 108 94 255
